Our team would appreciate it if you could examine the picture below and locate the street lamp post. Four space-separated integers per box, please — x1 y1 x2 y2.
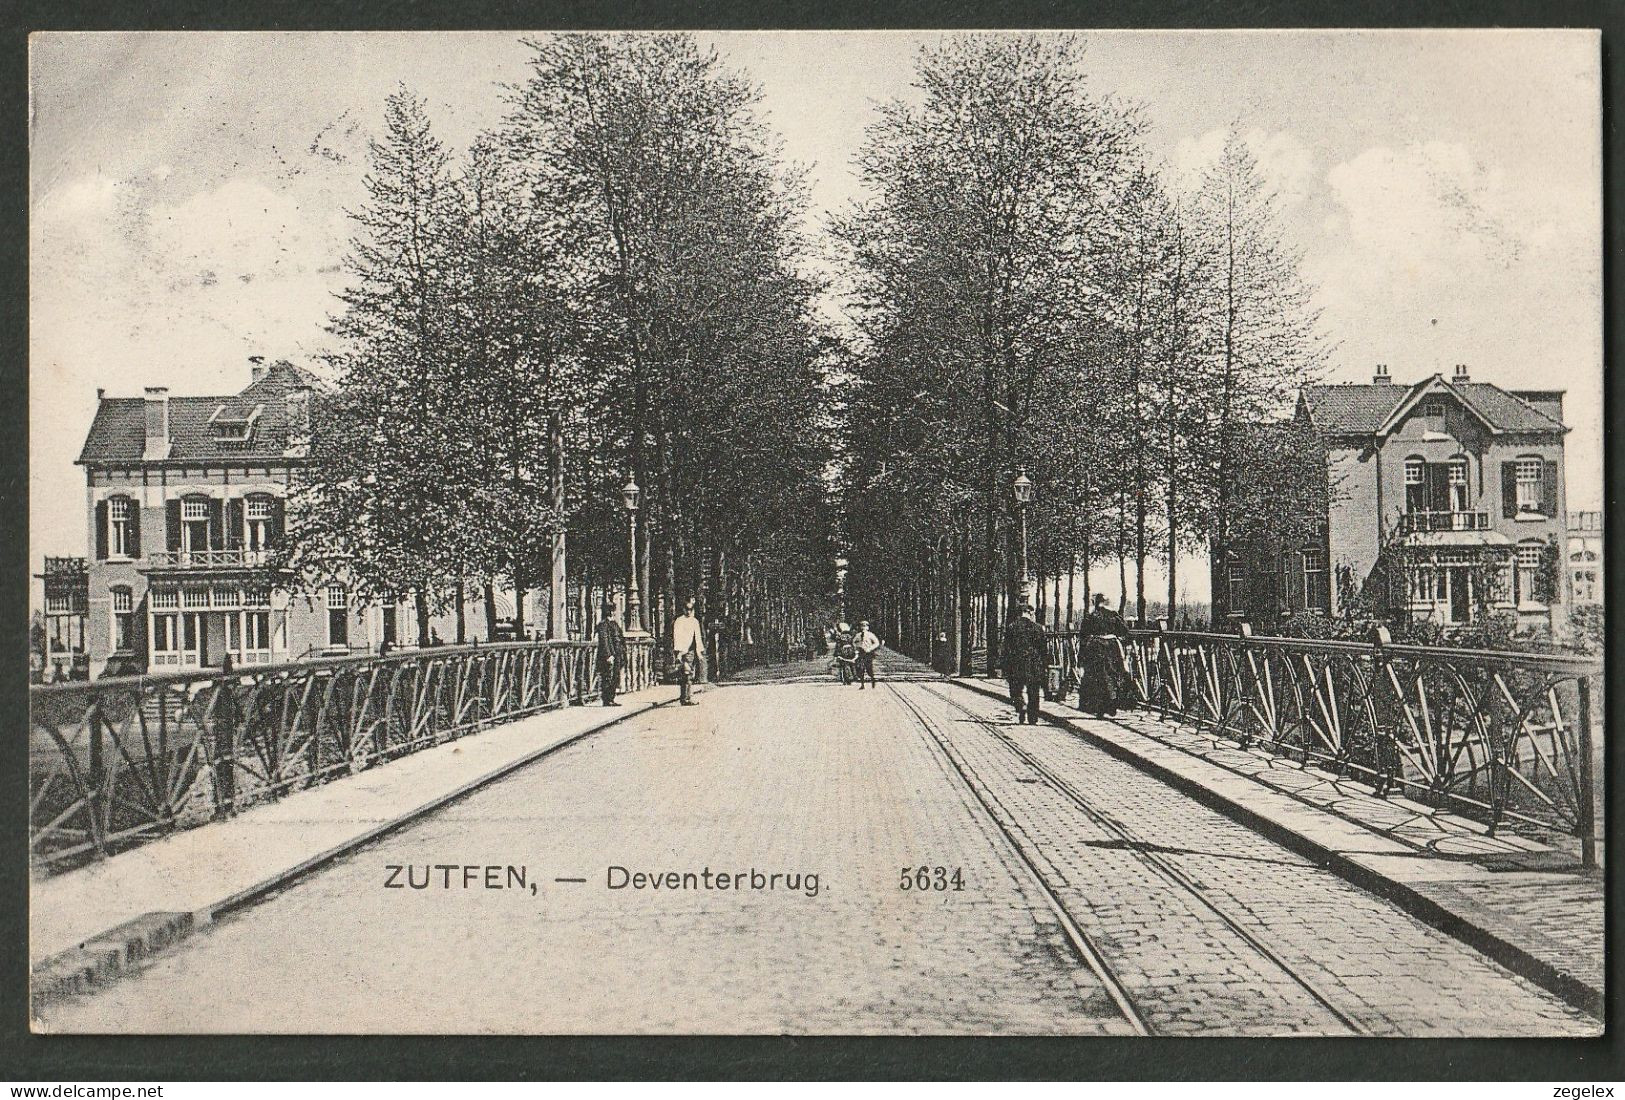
622 477 648 636
1013 468 1034 604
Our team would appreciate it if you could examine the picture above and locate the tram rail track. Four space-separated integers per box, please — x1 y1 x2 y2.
886 683 1151 1036
890 679 1373 1037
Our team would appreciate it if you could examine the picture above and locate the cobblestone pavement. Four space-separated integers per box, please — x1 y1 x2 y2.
903 681 1595 1037
36 657 1132 1035
1099 705 1604 994
35 656 1596 1036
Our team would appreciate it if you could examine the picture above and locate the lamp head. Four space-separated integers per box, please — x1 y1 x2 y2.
1012 468 1034 506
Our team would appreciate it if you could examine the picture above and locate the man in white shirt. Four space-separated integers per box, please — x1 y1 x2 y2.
854 620 882 689
672 596 705 706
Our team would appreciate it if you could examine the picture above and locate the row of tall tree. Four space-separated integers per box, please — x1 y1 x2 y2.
284 35 837 648
837 36 1326 665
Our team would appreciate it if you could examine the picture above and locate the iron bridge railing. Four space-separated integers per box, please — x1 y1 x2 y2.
1047 624 1603 864
29 638 654 873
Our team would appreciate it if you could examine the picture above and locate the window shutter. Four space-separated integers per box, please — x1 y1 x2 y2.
131 591 148 662
207 497 225 550
166 500 182 551
95 500 108 560
1501 463 1517 518
270 497 286 546
1542 461 1559 518
226 499 244 549
128 504 140 559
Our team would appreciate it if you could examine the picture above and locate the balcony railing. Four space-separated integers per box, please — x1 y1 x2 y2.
1399 510 1491 534
144 548 273 570
1046 626 1602 863
29 638 655 872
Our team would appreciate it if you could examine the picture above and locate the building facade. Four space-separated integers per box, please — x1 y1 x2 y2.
35 557 90 681
1224 364 1571 634
1568 510 1602 605
79 361 441 678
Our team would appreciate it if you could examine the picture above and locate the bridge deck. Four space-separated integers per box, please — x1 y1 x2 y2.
31 653 1600 1035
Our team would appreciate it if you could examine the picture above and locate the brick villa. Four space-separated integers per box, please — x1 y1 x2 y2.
1220 364 1571 634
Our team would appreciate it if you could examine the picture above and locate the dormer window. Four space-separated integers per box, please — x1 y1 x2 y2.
208 403 263 443
1419 402 1446 434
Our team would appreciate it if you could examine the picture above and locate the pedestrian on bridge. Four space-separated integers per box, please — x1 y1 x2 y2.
832 621 857 684
854 620 882 689
1001 601 1049 724
672 597 705 706
1078 593 1130 717
595 599 627 707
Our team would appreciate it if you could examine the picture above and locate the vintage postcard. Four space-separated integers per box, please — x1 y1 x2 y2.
27 29 1603 1037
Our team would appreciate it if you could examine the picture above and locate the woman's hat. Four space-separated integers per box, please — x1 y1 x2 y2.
601 599 617 613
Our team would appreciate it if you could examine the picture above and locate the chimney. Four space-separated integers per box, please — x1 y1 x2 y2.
284 386 311 456
142 387 170 460
1453 362 1470 384
95 388 104 401
1372 363 1392 384
249 355 267 384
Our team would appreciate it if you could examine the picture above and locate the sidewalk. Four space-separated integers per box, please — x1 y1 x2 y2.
955 677 1604 1017
31 679 691 1002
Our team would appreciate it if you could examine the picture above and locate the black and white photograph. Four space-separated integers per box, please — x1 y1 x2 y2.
25 28 1604 1040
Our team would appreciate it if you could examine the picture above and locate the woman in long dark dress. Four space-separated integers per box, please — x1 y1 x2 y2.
1077 594 1130 716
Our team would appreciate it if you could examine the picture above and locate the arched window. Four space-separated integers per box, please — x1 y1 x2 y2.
1447 456 1470 513
1225 552 1246 615
180 495 213 553
1404 457 1427 513
1301 547 1328 612
325 584 349 648
244 493 276 552
1516 540 1545 604
110 585 135 651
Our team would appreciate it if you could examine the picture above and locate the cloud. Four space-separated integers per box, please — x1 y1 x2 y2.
145 176 331 284
1305 139 1601 505
1324 142 1523 275
31 169 353 560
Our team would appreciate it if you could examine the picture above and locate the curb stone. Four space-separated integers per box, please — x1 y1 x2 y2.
946 676 1603 1020
30 686 705 1018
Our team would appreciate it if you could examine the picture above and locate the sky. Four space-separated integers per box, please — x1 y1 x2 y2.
28 30 1603 606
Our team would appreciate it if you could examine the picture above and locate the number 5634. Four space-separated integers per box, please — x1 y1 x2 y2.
899 866 965 891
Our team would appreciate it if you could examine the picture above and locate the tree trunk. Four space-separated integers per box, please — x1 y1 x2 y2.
1064 555 1074 631
512 562 526 641
1117 490 1129 612
1135 489 1147 624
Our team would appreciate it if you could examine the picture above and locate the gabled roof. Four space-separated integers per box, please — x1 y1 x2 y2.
1300 373 1566 438
1374 376 1499 436
77 360 322 465
1455 383 1566 433
1299 384 1411 434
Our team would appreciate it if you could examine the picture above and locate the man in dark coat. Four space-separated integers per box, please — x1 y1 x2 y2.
1078 593 1130 717
1001 601 1049 724
595 599 627 706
